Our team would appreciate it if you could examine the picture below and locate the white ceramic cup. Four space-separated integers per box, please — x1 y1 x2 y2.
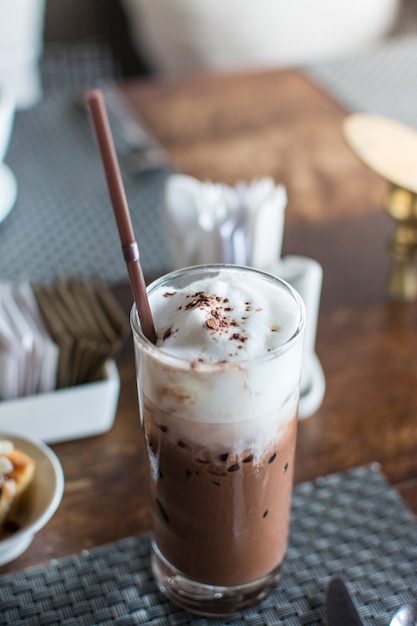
0 80 15 164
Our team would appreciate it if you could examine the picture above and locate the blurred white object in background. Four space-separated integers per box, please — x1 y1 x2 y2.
272 256 325 418
0 80 14 164
0 0 46 108
165 174 286 269
121 0 400 75
164 173 325 418
0 79 17 223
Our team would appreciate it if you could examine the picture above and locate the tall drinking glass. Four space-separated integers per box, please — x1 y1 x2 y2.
130 265 305 615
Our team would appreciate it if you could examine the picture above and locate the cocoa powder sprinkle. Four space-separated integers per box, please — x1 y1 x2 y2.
162 328 172 340
185 291 210 310
182 290 238 333
230 332 247 343
177 290 256 352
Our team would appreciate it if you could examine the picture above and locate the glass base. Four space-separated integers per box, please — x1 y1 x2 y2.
151 541 284 616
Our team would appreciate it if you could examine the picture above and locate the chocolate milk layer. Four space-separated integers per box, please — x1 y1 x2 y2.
145 400 297 586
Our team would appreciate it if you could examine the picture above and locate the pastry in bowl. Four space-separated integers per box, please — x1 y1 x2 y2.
0 433 64 565
0 440 35 534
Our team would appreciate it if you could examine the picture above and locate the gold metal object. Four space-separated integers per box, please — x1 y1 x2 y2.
343 113 417 301
385 186 417 300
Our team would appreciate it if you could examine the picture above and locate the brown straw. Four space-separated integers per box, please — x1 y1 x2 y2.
86 89 157 344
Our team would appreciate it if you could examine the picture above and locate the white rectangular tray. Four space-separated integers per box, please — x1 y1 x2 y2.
0 360 120 443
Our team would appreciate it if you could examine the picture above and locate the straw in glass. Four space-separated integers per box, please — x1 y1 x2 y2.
85 89 157 344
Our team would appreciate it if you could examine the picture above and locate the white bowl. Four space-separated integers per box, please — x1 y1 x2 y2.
0 432 64 566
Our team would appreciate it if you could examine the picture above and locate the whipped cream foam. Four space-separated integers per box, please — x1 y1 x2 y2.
133 266 304 443
150 269 300 363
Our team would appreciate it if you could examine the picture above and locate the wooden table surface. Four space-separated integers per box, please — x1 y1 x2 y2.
2 68 417 575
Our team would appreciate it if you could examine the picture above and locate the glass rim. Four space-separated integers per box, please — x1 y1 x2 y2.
130 264 305 371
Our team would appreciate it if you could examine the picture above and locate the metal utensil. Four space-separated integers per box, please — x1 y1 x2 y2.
326 576 364 626
80 83 171 174
390 603 417 626
326 576 417 626
103 85 171 173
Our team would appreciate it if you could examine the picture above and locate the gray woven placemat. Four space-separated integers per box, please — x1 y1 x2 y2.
0 465 416 625
303 34 417 130
0 73 173 286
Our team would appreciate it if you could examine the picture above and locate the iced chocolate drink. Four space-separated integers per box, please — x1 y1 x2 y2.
131 265 305 615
